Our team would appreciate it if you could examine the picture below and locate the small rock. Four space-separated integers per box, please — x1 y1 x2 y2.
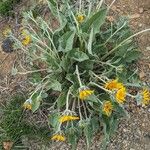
1 38 14 53
139 8 144 13
129 13 140 19
146 47 150 51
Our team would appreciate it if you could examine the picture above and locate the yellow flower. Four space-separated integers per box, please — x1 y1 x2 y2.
21 30 31 46
76 14 85 23
79 88 94 100
141 89 150 106
51 134 66 141
116 87 126 104
23 99 32 110
104 79 124 90
59 115 80 123
102 101 113 116
3 27 11 37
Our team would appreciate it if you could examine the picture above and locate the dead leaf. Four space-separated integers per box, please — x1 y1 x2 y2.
139 71 145 79
3 141 13 150
107 16 115 22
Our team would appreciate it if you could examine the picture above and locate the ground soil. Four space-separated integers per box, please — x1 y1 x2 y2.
0 0 150 150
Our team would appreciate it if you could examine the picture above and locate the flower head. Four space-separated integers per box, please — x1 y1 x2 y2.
51 134 66 141
79 88 94 100
76 14 85 23
104 79 124 90
59 115 79 123
21 30 31 46
141 89 150 106
116 87 126 104
102 101 113 116
23 99 32 110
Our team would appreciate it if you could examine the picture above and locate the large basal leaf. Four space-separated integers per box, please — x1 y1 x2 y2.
67 49 89 62
58 31 75 52
82 8 107 34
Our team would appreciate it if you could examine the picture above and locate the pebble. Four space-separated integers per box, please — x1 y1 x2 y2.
139 8 144 13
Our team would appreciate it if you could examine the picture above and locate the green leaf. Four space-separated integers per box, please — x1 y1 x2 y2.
49 113 60 130
66 74 77 84
79 60 94 70
84 122 92 149
58 31 75 52
47 0 57 16
54 13 67 33
82 8 107 33
31 94 41 112
49 80 62 91
66 127 79 150
11 67 18 76
57 92 67 109
60 55 72 71
67 49 89 62
125 50 141 63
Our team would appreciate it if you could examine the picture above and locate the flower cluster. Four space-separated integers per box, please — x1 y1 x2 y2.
105 79 126 104
59 115 80 123
79 88 94 100
102 101 113 116
21 30 31 46
23 99 32 110
51 134 66 141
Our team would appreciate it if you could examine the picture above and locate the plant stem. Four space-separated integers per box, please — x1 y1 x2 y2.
91 72 107 83
17 69 50 75
96 0 104 10
78 98 83 120
66 88 71 111
76 65 83 87
90 82 111 93
82 100 88 119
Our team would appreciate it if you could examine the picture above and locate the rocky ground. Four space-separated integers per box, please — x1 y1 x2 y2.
0 0 150 150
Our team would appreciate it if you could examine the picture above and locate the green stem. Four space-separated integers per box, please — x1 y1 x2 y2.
76 65 83 87
78 98 83 120
90 82 111 93
91 72 107 83
66 88 71 111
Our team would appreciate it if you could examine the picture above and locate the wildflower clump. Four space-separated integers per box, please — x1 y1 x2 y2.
13 0 149 149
